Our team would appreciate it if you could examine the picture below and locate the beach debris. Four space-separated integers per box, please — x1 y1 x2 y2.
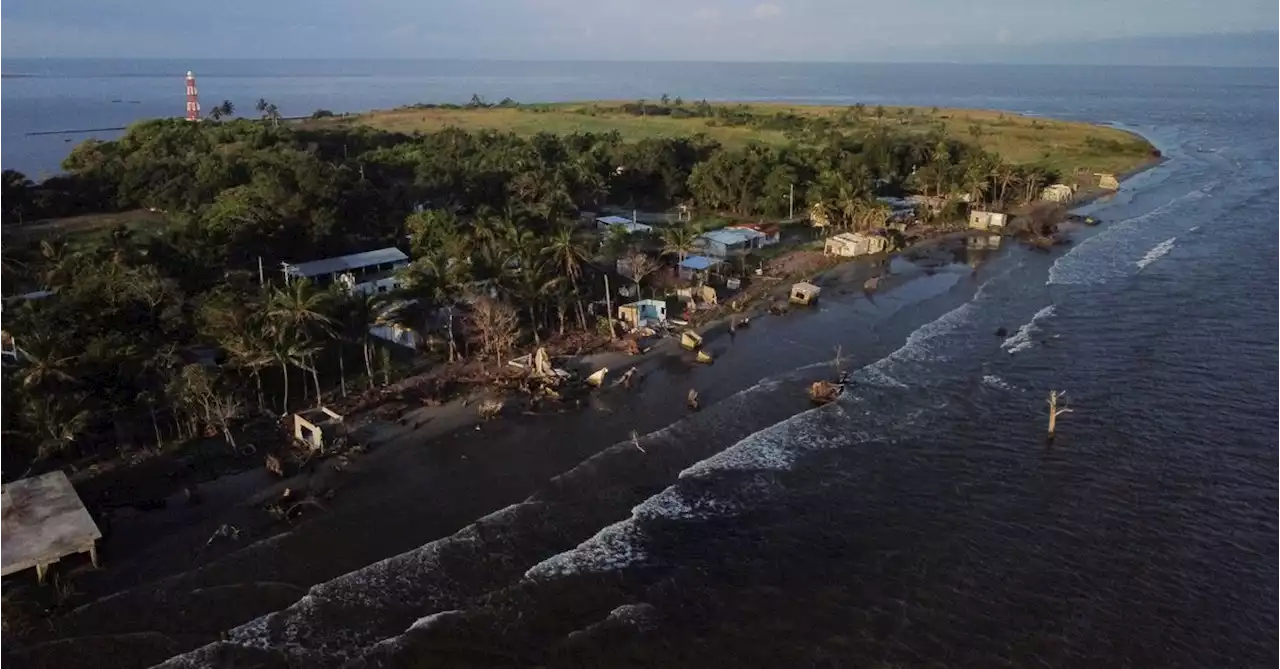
629 430 647 454
508 347 570 382
203 524 241 549
265 454 284 477
695 350 714 364
863 275 881 293
789 282 821 306
586 367 609 387
808 380 842 405
687 389 700 411
680 330 703 351
478 397 505 420
768 301 790 315
736 316 751 328
1047 390 1073 441
615 367 639 389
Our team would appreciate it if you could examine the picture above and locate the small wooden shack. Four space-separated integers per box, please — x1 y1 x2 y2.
2 471 102 583
790 282 822 305
293 407 345 452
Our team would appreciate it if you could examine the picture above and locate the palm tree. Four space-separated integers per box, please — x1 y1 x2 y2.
504 250 561 346
264 327 320 415
13 332 76 392
542 224 591 329
21 394 90 461
401 251 472 363
660 223 701 264
255 98 281 128
266 279 334 407
267 279 335 337
333 292 380 396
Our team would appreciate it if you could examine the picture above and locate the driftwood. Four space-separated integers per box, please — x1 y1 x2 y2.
265 454 284 477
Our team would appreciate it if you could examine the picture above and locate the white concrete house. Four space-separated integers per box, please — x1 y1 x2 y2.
824 232 888 257
1041 184 1075 203
968 211 1008 230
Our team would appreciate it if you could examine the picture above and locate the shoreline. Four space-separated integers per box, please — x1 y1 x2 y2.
3 114 1163 667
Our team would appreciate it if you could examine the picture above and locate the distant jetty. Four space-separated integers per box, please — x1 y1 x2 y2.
27 126 129 136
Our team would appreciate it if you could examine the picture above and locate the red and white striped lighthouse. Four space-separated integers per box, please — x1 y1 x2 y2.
185 71 201 121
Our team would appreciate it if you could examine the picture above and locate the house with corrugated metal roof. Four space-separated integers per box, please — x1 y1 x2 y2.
697 228 758 257
282 247 409 296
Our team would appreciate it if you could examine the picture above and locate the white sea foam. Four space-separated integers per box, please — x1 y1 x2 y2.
854 264 1016 387
410 609 464 632
982 375 1023 392
1048 183 1213 286
524 519 650 578
1136 237 1176 270
1001 305 1056 355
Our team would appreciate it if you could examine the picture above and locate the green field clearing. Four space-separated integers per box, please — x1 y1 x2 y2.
308 101 1156 179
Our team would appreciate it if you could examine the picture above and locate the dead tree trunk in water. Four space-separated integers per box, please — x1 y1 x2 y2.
1047 390 1072 440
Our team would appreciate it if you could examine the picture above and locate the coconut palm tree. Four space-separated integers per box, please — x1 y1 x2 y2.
12 331 76 392
660 223 701 264
542 223 591 329
21 394 90 461
267 279 335 338
332 292 380 395
264 327 320 415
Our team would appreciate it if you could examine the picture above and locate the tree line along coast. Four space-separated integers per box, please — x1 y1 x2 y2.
0 98 1158 479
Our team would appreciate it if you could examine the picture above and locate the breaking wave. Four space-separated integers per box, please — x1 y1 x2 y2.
1048 183 1213 286
1136 237 1176 270
1001 305 1056 355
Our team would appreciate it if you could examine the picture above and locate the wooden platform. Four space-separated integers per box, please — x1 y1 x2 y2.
2 471 101 582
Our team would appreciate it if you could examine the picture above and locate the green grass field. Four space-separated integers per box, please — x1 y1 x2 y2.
308 101 1157 179
1 209 170 246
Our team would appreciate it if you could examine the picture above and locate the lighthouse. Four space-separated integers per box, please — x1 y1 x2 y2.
185 71 201 121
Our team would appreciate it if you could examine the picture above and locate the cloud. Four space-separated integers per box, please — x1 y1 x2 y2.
750 3 782 19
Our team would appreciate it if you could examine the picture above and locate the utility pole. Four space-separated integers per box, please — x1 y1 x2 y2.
603 274 616 340
258 257 265 287
788 183 795 220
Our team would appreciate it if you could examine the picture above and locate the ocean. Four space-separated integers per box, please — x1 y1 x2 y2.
4 61 1277 667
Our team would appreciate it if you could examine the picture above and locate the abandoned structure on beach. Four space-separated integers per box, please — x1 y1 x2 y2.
2 471 102 583
1041 184 1076 203
824 232 888 257
968 210 1009 231
617 299 669 329
283 247 410 296
293 407 346 451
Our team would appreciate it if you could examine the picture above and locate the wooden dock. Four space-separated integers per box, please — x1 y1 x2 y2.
2 471 102 582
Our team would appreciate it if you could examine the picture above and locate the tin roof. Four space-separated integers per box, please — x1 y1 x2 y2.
284 247 408 279
679 255 723 271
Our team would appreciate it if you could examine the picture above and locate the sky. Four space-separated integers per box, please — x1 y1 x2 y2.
2 0 1277 63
